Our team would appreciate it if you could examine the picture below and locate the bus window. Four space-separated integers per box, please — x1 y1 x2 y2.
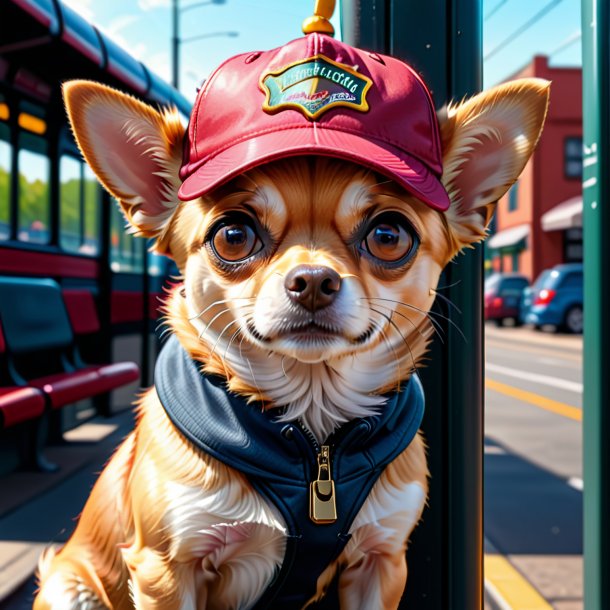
111 201 144 273
60 157 101 255
0 124 10 241
83 165 100 255
18 133 50 245
59 156 81 252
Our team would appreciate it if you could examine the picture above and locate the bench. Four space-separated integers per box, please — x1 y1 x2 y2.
0 326 46 429
0 277 140 470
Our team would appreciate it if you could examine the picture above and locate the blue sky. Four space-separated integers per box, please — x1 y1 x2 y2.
63 0 582 100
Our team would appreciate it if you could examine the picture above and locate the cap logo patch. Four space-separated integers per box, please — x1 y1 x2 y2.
260 54 372 120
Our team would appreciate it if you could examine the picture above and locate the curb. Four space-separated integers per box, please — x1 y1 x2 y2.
483 539 553 610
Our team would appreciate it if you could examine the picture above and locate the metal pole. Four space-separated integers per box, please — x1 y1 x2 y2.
582 0 610 608
172 0 179 89
341 1 482 608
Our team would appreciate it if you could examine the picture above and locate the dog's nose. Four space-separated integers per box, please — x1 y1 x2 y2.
284 265 341 311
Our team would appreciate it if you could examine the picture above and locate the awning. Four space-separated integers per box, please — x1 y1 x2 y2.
541 196 583 232
487 224 530 250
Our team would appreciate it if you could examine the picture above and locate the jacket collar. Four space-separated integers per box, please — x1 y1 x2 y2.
155 335 425 484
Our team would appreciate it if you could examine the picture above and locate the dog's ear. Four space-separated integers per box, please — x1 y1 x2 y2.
63 80 185 254
438 78 550 253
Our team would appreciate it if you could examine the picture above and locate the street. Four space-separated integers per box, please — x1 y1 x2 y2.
484 323 582 610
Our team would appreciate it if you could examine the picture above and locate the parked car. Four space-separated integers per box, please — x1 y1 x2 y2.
484 273 529 326
519 269 552 324
524 263 583 333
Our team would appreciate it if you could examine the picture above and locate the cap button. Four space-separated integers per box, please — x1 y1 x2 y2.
302 0 335 36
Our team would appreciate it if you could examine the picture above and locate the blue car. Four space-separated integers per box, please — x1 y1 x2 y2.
519 269 552 324
524 263 583 333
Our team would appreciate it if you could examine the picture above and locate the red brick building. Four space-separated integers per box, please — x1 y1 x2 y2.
487 56 582 281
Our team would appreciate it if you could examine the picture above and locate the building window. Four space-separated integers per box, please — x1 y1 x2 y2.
564 137 582 179
17 133 50 245
511 251 519 272
564 227 583 263
508 182 518 212
0 123 11 241
60 156 100 255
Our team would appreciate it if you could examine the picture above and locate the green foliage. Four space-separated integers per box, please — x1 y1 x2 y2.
0 156 100 249
0 166 9 224
18 169 49 228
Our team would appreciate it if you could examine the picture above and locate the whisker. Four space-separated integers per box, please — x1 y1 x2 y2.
188 297 255 322
197 303 254 345
366 312 403 390
223 325 244 363
430 289 462 314
366 299 444 345
197 307 232 341
209 319 241 363
359 297 445 343
369 306 418 374
245 356 265 411
362 296 466 343
434 279 462 291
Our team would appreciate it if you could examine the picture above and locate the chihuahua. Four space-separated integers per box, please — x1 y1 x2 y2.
34 32 549 610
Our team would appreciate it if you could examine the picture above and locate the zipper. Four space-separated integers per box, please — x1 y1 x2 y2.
294 420 337 524
309 444 337 524
295 418 366 525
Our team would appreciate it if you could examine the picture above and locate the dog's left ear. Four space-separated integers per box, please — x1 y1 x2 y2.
438 78 550 254
63 80 185 254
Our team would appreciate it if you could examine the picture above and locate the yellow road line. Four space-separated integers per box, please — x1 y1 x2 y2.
485 378 582 421
485 554 552 610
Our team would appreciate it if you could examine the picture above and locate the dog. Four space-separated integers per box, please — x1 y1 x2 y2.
33 27 549 610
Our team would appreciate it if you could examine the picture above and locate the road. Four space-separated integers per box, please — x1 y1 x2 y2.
484 323 583 610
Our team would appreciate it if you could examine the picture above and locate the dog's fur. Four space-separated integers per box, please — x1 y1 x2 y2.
33 78 549 609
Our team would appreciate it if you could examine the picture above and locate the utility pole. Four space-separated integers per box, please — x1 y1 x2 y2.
172 0 179 89
170 0 232 93
582 0 610 608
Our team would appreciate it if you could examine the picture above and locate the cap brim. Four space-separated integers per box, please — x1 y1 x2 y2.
178 127 450 211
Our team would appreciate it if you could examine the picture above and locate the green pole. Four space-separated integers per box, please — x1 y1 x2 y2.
582 0 610 608
341 2 482 608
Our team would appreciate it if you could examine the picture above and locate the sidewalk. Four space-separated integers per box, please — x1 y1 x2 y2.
0 409 136 605
485 322 582 352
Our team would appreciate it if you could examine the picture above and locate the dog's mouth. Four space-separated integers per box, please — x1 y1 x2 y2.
246 320 376 346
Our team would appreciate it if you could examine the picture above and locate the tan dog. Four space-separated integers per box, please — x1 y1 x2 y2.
33 75 548 609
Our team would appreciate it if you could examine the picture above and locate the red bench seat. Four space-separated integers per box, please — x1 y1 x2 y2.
0 386 45 428
29 362 139 409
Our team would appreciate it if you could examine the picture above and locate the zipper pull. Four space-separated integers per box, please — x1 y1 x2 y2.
309 445 337 524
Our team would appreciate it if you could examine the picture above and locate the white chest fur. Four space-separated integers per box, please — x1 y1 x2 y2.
162 461 426 609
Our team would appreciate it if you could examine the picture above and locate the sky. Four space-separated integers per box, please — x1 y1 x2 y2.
62 0 582 100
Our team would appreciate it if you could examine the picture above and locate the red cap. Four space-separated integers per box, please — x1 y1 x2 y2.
178 32 450 211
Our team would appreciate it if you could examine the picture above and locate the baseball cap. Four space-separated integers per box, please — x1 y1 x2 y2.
178 2 450 211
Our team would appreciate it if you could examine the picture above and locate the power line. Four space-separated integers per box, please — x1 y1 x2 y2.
549 29 582 58
484 0 566 61
485 0 508 22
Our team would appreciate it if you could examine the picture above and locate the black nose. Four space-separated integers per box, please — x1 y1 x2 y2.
284 265 342 312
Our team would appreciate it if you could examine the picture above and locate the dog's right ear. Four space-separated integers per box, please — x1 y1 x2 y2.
63 80 185 254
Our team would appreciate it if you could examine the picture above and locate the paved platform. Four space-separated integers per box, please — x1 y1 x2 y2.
0 409 136 606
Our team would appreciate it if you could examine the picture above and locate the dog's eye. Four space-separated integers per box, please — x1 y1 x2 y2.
212 222 262 262
362 213 418 263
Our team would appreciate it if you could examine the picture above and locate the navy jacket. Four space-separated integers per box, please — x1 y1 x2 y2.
155 336 425 609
